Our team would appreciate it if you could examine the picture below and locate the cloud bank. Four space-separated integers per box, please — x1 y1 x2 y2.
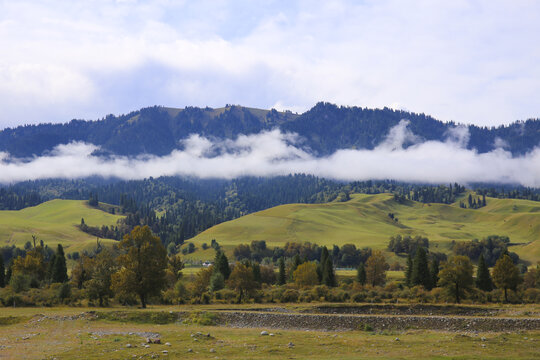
1 121 539 186
1 1 540 128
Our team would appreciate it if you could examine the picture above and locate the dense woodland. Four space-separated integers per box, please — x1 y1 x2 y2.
1 103 540 158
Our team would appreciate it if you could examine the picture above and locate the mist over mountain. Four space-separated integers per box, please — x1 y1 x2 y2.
1 102 539 158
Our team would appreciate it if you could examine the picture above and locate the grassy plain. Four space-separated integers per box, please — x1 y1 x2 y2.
0 199 123 254
0 306 539 359
185 193 540 264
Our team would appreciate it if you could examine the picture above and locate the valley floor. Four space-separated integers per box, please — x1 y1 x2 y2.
1 305 539 359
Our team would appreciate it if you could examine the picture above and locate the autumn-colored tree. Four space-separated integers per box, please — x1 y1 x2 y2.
12 247 46 284
227 263 257 303
492 254 521 302
165 254 184 287
188 266 213 299
71 255 93 289
293 262 319 287
523 265 540 289
365 250 389 287
111 226 167 308
438 256 473 303
86 249 117 306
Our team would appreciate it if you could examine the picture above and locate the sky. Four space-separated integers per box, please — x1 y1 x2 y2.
1 0 539 129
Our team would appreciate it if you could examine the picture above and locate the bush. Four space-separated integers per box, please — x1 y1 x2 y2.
214 289 237 303
351 292 367 303
183 311 217 326
311 285 330 301
280 289 299 303
523 288 540 303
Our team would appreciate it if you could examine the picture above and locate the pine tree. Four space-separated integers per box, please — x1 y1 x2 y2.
356 262 366 285
278 257 286 285
411 247 431 289
318 247 329 282
0 255 4 288
405 253 413 287
475 254 493 291
322 256 336 287
52 244 68 283
430 259 439 289
214 250 231 280
252 262 261 284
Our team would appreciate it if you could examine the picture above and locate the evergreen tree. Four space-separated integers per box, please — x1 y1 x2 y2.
52 244 68 283
278 257 286 285
411 247 431 289
318 246 329 282
322 256 336 287
405 253 413 287
47 253 56 282
252 262 261 284
429 259 439 289
213 250 231 280
5 261 12 284
0 255 4 288
475 254 493 291
356 262 366 285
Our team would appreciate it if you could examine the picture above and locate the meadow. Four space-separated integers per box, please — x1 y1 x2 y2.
185 193 540 265
0 200 123 255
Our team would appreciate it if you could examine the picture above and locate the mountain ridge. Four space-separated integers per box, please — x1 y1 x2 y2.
1 102 539 158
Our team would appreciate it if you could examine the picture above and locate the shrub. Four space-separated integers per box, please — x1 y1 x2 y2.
311 285 330 301
523 288 540 303
351 292 367 303
183 311 217 326
280 289 299 303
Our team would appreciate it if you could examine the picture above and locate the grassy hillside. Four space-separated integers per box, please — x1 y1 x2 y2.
0 199 124 254
186 193 540 264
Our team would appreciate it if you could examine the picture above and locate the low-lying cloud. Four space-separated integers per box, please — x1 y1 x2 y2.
1 121 540 186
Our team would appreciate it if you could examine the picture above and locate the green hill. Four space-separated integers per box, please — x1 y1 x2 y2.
0 199 124 254
185 193 540 265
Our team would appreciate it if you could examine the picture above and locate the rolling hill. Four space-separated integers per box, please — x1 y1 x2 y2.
0 199 124 254
185 193 540 265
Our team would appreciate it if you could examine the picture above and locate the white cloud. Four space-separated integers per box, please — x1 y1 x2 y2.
0 0 539 127
1 122 540 186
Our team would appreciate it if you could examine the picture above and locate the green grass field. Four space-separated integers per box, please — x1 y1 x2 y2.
185 193 540 264
0 200 124 254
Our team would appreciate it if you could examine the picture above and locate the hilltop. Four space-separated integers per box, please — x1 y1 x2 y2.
1 103 539 158
0 199 124 254
185 193 540 265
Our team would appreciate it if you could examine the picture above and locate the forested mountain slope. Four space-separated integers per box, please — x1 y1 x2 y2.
1 103 539 157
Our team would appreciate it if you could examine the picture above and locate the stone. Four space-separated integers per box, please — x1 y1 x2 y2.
187 349 193 353
269 333 275 336
481 337 486 341
147 337 161 344
210 348 216 353
165 342 171 346
288 342 295 348
395 338 400 341
126 344 132 348
260 331 269 336
162 350 169 354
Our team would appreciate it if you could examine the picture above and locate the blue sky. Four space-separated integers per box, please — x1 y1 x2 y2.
0 0 539 128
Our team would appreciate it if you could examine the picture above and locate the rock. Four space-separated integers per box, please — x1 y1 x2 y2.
147 337 161 344
165 342 171 346
126 344 132 348
187 348 193 353
144 344 150 348
162 350 169 354
210 348 216 353
260 331 269 336
288 342 295 348
395 338 400 341
269 333 275 336
481 337 486 341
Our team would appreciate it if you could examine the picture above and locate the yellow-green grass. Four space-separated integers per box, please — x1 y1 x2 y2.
185 193 540 264
0 199 123 254
0 307 539 359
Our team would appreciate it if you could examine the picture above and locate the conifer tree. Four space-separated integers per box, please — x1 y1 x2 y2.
356 262 366 285
429 259 439 289
52 244 68 283
318 246 329 282
0 255 4 288
322 256 336 287
405 253 413 287
475 254 493 291
411 247 431 289
213 250 231 280
278 257 286 285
